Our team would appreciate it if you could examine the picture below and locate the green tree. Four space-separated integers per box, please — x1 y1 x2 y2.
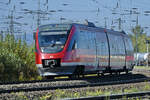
129 25 149 53
0 34 39 82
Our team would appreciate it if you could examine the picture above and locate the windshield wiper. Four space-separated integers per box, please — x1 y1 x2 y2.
49 43 55 47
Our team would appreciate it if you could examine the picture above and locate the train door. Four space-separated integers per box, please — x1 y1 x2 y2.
88 31 98 71
95 30 109 70
77 27 97 72
123 36 134 69
82 30 97 71
107 33 126 69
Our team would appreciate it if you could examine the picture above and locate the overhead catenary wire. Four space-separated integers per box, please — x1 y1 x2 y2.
0 0 150 38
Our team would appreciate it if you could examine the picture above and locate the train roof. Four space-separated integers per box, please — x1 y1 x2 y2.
38 23 72 32
38 23 127 36
73 23 128 36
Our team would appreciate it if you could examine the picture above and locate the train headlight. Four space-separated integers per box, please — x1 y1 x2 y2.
45 60 55 68
42 59 60 68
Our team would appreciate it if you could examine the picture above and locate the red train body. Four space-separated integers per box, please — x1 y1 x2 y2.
35 23 134 76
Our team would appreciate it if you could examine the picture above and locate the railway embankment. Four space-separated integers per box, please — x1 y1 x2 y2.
0 66 150 100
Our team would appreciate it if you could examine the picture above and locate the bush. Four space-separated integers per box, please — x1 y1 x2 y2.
0 34 39 82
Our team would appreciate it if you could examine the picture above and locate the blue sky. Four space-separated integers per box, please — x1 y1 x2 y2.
0 0 150 43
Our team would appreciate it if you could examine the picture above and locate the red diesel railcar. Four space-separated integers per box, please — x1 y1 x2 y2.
34 23 134 77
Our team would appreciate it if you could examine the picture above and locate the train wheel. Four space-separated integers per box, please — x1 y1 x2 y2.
82 74 85 78
68 74 77 79
45 76 54 79
110 71 113 75
97 72 104 77
125 70 129 74
97 72 100 77
123 66 128 74
73 66 84 79
101 73 104 76
107 67 112 75
115 71 118 75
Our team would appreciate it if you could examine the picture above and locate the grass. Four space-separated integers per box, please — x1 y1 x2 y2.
11 82 150 100
41 82 150 99
7 65 150 100
134 66 150 70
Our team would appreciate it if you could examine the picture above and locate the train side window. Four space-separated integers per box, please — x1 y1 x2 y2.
72 41 77 50
125 38 133 51
116 36 121 53
33 32 36 40
79 31 87 49
128 38 133 51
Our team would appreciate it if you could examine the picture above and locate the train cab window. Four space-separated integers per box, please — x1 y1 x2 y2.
38 31 69 53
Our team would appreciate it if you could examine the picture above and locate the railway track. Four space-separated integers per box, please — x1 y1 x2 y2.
0 68 147 86
0 73 150 94
0 78 71 85
64 91 150 100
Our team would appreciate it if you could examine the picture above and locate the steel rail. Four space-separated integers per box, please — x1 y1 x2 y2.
0 66 144 85
0 77 150 94
64 91 150 100
0 71 147 85
0 78 71 85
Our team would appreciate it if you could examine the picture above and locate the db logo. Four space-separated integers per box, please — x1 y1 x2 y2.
50 56 53 58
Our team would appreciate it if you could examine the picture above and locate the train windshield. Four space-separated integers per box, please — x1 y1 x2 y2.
38 30 69 53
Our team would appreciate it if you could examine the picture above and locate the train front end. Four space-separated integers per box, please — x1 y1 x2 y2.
35 24 74 76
